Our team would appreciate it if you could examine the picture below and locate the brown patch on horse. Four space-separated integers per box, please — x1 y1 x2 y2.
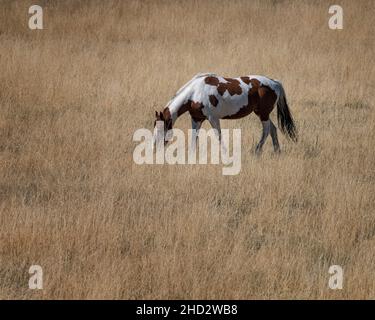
249 78 261 90
248 78 261 106
190 101 206 121
209 95 219 107
240 76 251 85
254 82 277 121
205 76 242 96
222 105 254 119
160 107 173 130
177 101 190 117
226 78 276 121
177 100 206 122
223 78 262 119
217 78 242 96
163 107 171 120
204 76 219 86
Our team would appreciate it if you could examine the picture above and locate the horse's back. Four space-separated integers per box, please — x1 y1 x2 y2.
184 73 281 120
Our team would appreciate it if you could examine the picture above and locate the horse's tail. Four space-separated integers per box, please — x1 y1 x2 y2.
275 81 297 142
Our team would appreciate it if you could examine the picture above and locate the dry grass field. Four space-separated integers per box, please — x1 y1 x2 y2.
0 0 374 299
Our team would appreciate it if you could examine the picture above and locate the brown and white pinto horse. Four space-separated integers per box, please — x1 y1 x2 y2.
155 73 297 153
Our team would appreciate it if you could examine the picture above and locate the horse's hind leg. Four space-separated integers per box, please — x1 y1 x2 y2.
255 119 270 154
255 86 277 154
270 120 280 152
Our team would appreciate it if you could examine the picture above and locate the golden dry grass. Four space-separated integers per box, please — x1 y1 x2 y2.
0 0 374 299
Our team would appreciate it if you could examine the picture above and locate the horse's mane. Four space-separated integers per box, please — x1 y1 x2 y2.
165 73 216 108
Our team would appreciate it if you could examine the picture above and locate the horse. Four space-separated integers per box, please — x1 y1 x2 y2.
154 73 297 153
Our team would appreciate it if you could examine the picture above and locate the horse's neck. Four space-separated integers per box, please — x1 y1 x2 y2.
165 98 189 124
165 83 193 124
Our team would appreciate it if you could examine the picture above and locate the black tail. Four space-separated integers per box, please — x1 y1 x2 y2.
277 83 297 142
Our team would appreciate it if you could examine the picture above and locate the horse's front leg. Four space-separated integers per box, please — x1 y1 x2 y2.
208 117 227 154
208 117 221 141
190 118 203 153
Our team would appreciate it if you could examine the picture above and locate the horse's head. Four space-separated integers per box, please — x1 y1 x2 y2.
153 110 173 145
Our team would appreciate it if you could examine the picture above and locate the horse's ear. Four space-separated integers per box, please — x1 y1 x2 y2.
159 112 164 121
155 111 158 118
